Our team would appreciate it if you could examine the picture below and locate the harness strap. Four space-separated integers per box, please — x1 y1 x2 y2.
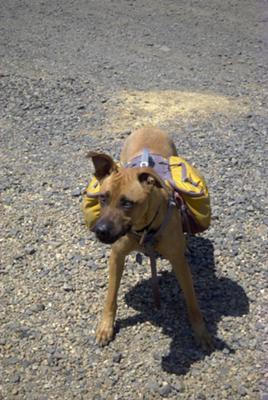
139 148 150 167
151 196 177 241
173 191 192 234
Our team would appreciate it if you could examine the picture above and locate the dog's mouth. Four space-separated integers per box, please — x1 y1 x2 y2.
97 235 120 245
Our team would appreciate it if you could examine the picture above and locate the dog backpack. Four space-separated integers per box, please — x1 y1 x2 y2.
82 154 211 234
168 156 211 233
82 176 101 229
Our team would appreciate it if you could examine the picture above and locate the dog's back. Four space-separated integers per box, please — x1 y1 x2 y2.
120 127 177 164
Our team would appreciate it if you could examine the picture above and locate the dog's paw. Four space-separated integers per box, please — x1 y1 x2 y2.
193 324 214 352
96 319 114 346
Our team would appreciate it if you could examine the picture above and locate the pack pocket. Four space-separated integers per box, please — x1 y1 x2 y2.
169 156 211 233
82 176 101 229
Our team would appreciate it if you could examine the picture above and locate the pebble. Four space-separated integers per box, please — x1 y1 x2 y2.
8 228 20 237
159 383 173 397
172 382 184 393
153 351 162 361
196 394 206 400
10 374 21 384
30 303 45 313
72 188 82 197
112 352 122 363
63 283 75 292
14 253 24 260
214 249 221 257
6 357 19 366
238 385 247 396
25 245 36 255
92 395 104 400
159 45 171 52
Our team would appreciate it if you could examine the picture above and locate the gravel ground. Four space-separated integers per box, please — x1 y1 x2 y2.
0 0 267 399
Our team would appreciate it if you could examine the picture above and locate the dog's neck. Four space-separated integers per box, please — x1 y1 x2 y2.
132 186 169 235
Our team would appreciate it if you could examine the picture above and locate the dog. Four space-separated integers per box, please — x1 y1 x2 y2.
86 126 212 350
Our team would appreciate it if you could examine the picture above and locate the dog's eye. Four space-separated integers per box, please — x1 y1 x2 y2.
99 194 108 207
120 197 134 210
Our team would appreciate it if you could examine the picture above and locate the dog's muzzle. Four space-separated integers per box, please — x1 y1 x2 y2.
92 220 131 244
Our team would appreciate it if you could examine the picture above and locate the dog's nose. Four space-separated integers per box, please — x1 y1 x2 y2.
94 222 111 242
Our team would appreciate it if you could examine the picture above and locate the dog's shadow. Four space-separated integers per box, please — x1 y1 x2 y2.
116 236 249 375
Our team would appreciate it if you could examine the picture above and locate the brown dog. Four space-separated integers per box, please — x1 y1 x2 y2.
86 127 212 349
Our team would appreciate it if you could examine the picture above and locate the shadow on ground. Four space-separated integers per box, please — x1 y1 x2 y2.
116 237 249 375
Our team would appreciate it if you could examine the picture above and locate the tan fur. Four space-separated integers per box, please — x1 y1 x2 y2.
120 126 177 164
89 127 212 350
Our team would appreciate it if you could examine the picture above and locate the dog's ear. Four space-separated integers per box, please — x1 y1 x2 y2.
87 152 117 180
138 169 164 189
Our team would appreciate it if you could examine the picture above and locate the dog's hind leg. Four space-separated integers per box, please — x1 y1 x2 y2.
168 253 213 351
96 236 137 346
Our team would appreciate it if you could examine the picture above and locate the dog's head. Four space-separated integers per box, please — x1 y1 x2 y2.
87 152 165 244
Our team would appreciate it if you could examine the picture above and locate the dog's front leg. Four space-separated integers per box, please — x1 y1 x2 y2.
96 237 136 346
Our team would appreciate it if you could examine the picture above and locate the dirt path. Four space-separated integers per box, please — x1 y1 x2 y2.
0 1 267 399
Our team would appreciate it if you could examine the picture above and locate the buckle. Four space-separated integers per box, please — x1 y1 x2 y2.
140 160 149 167
140 148 150 167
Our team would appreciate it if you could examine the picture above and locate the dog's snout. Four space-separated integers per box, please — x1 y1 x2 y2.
94 221 111 242
93 217 131 244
